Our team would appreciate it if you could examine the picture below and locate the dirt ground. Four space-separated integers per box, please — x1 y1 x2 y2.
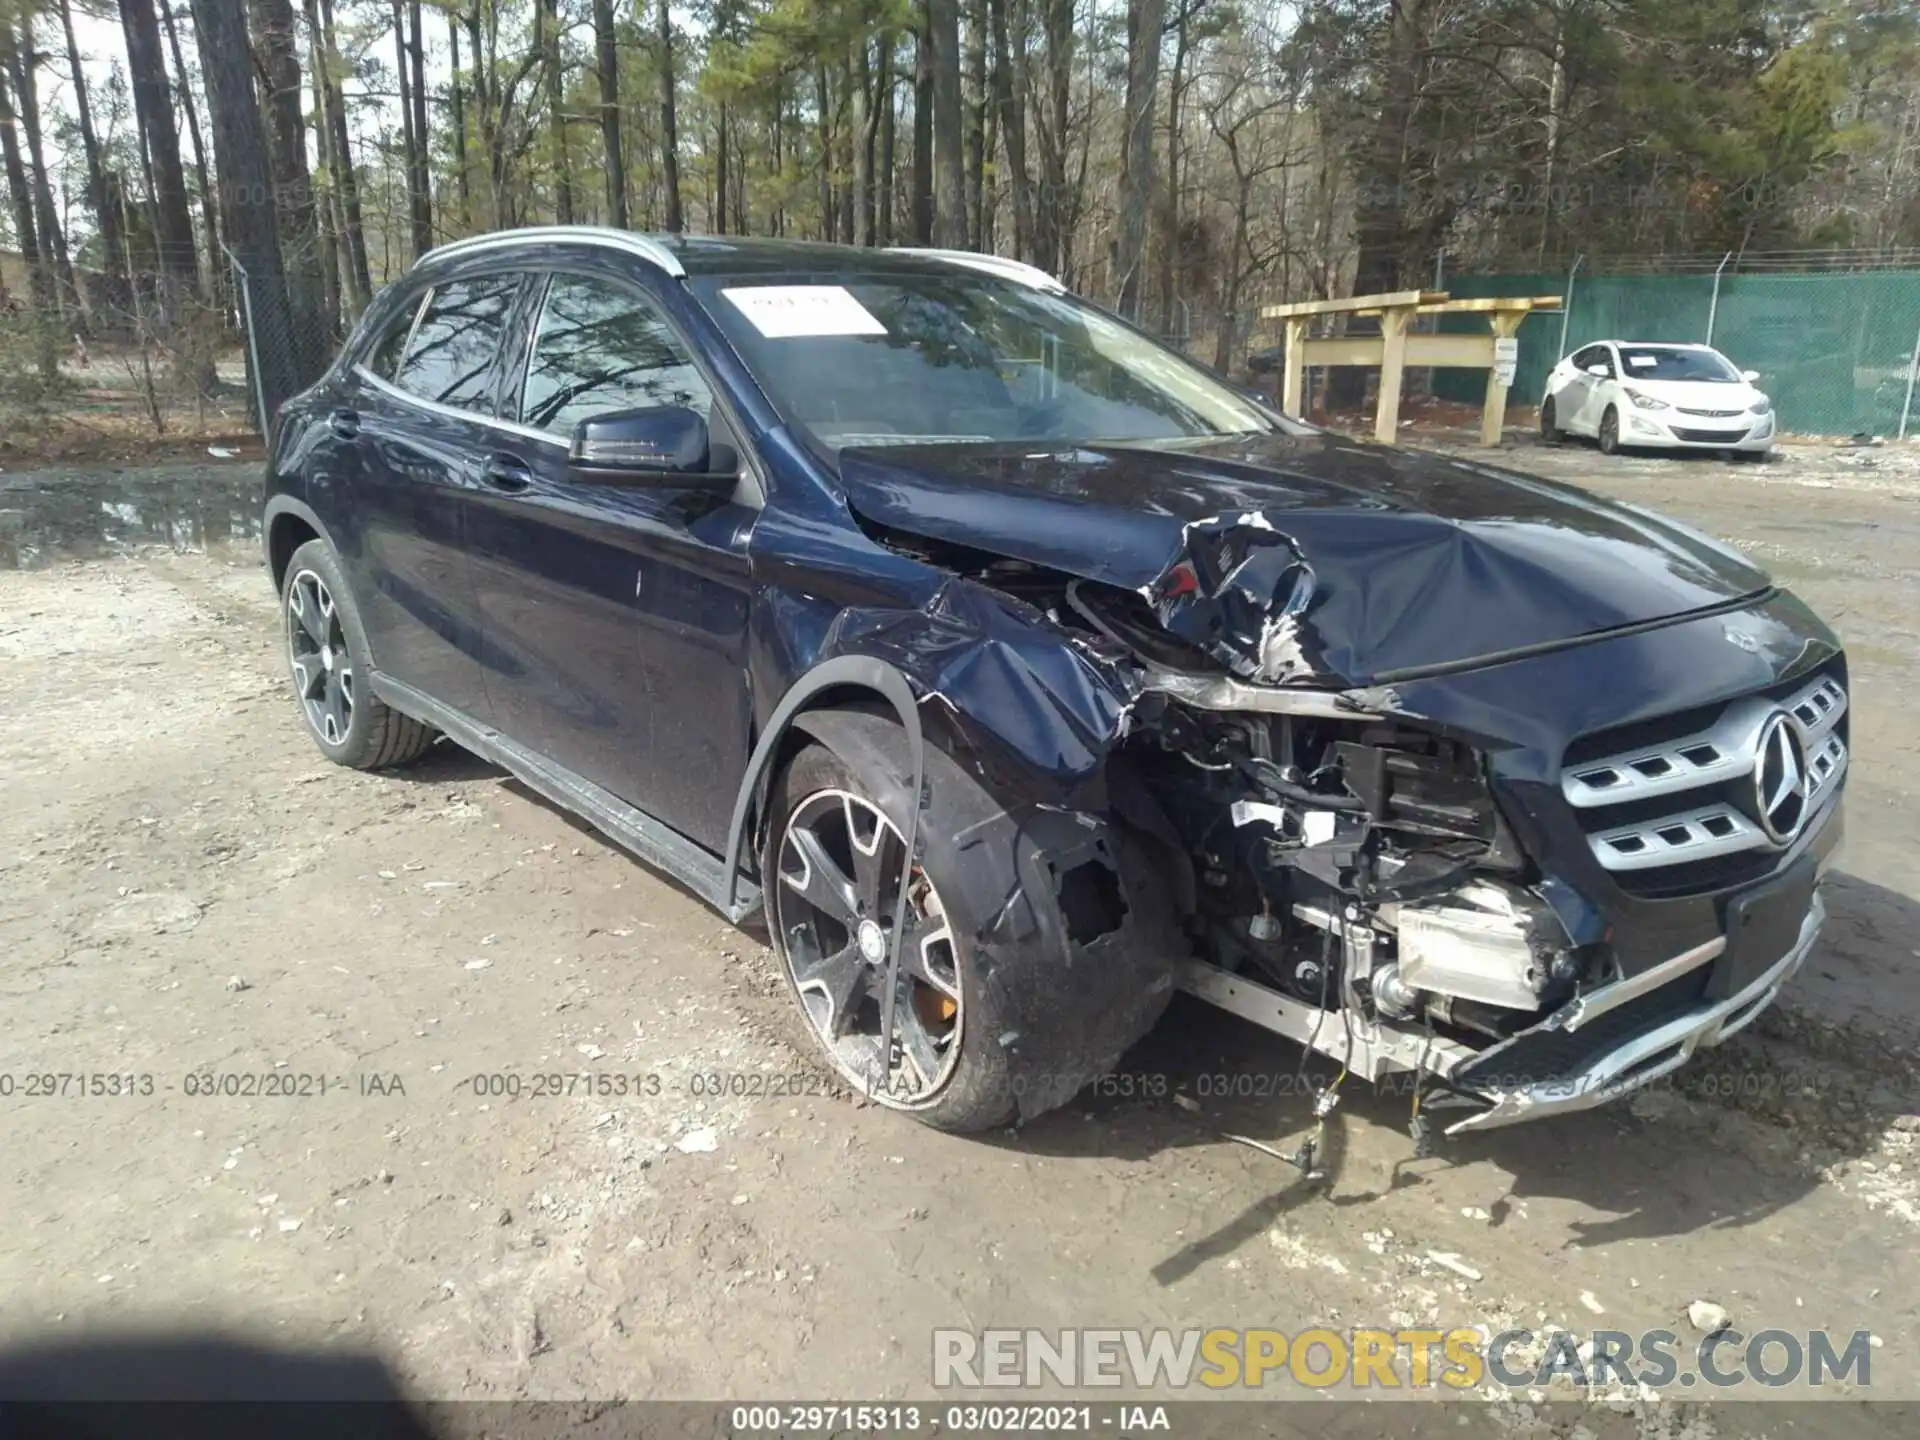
3 435 1920 1433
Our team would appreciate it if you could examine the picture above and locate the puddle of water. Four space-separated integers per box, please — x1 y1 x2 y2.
0 468 260 570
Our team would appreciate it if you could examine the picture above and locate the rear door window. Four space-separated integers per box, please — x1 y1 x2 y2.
392 275 520 412
519 274 712 436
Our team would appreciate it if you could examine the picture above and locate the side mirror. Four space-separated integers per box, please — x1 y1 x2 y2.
1741 369 1760 384
1585 363 1609 377
568 406 735 491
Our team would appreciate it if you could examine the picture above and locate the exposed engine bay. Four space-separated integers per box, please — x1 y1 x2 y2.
1120 693 1578 1041
880 536 1589 1100
1070 587 1596 1146
865 518 1840 1146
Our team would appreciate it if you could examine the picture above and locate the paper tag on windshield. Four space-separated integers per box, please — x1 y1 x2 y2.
1625 353 1658 367
721 285 887 338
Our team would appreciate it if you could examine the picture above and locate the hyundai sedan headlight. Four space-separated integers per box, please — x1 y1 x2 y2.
1626 390 1670 411
1749 397 1772 415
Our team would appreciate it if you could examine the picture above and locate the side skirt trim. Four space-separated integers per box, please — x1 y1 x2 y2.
370 673 762 923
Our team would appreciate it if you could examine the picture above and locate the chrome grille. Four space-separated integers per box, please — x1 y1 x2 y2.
1563 674 1847 874
1678 407 1745 418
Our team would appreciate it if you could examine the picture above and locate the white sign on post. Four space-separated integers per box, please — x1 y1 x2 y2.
1492 337 1520 386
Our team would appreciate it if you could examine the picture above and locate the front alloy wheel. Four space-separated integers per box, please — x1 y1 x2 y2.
1598 405 1622 455
773 787 963 1108
287 568 354 746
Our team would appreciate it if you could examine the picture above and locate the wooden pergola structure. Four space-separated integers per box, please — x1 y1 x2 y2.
1260 290 1563 447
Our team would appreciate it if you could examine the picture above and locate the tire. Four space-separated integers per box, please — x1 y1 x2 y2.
281 539 435 770
1597 404 1622 455
761 714 1175 1133
1539 396 1563 444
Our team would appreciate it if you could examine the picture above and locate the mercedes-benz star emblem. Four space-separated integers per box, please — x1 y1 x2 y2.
1753 711 1811 843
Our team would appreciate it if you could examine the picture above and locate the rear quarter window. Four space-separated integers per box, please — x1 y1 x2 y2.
363 295 422 381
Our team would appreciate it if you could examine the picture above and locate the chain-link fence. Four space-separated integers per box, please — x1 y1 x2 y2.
0 254 257 454
1433 264 1920 439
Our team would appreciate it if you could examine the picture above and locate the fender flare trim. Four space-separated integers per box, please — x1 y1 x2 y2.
720 655 924 915
722 656 930 1082
263 494 340 586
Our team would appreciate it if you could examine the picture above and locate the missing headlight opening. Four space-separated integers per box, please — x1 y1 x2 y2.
872 512 1838 1149
1109 680 1574 1137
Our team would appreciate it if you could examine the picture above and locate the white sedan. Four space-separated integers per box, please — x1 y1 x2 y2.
1540 341 1775 458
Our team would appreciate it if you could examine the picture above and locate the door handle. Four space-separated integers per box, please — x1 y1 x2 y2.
328 407 360 440
481 454 533 494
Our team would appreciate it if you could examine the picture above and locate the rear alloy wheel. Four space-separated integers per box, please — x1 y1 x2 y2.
281 538 434 770
287 569 354 747
1539 396 1563 444
1597 404 1622 455
773 785 965 1109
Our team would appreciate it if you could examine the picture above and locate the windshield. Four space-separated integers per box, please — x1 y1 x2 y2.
689 270 1287 452
1617 347 1741 382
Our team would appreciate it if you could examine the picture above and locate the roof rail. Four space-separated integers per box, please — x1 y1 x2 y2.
884 247 1064 292
426 226 686 279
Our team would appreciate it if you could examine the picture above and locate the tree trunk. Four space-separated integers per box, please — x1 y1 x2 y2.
249 0 326 379
770 81 784 236
1156 2 1191 336
1539 16 1566 263
1113 0 1164 318
465 2 498 225
120 0 202 304
315 0 371 303
963 0 985 249
877 35 895 245
391 0 417 244
593 0 626 227
1114 0 1164 320
391 0 430 257
657 0 682 231
1031 0 1073 277
837 55 854 242
927 0 964 247
307 33 342 332
911 12 933 245
854 38 873 245
714 104 729 234
449 13 472 228
189 0 300 421
58 0 132 319
541 0 572 223
987 0 1030 262
1215 175 1251 373
8 19 81 326
1335 0 1426 407
0 62 55 374
407 0 430 245
814 63 833 242
158 2 226 316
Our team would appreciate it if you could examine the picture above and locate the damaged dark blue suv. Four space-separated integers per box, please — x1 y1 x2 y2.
264 229 1847 1137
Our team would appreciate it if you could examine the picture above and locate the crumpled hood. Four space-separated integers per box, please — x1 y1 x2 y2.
836 432 1772 686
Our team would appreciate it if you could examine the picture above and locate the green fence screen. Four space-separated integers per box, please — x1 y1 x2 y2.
1431 269 1920 438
